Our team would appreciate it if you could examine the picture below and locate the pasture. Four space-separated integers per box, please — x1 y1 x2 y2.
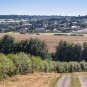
0 33 87 52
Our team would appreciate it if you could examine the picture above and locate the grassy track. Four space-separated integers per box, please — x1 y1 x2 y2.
81 72 87 80
70 73 81 87
50 74 62 87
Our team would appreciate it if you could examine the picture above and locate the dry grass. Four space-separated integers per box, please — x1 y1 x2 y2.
0 33 87 52
70 73 81 87
0 73 60 87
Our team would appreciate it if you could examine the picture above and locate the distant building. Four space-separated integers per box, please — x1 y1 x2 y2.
53 28 57 32
71 26 80 29
35 28 45 32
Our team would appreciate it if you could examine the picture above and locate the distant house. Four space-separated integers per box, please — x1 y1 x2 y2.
71 26 80 29
71 26 83 31
35 28 45 32
53 28 57 32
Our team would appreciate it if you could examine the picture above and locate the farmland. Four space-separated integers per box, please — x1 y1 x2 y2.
0 73 60 87
0 72 87 87
0 33 87 52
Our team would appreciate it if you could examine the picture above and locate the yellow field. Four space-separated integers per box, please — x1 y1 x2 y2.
0 73 60 87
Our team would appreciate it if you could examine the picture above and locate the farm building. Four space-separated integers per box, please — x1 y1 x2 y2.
74 29 87 34
71 26 80 29
35 28 45 32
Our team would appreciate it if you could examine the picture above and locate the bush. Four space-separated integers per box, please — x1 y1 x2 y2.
56 62 68 73
7 52 31 74
31 56 44 73
0 53 15 80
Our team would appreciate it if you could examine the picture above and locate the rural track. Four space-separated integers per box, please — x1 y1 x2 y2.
57 74 70 87
78 74 87 87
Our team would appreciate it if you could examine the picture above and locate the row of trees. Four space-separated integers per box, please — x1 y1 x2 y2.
0 34 49 59
1 52 87 80
0 34 87 61
52 41 87 61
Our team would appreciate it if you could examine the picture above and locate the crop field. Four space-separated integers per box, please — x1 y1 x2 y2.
0 33 87 52
0 72 87 87
0 73 61 87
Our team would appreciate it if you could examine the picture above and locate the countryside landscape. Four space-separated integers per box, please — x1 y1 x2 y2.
1 0 87 87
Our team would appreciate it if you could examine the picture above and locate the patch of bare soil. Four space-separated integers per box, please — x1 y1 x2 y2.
0 73 60 87
57 74 70 87
78 75 87 87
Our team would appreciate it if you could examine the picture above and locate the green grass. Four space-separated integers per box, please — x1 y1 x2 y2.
39 32 78 36
7 32 20 34
39 32 87 37
70 73 81 87
81 72 87 80
49 74 63 87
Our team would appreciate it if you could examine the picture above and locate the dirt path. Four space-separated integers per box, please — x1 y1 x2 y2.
57 74 70 87
78 75 87 87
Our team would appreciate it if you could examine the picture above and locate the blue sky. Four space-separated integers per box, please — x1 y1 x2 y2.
0 0 87 16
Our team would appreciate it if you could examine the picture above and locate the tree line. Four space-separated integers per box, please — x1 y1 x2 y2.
1 52 87 80
52 40 87 62
0 34 87 61
0 34 49 60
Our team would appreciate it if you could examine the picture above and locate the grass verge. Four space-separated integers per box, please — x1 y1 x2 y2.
81 72 87 80
70 73 81 87
49 74 62 87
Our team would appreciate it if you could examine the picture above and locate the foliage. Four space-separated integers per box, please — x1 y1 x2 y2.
0 34 14 54
54 40 74 61
14 40 29 53
31 56 44 73
54 40 85 62
7 52 31 74
0 53 15 80
0 35 49 60
1 52 87 80
27 38 49 59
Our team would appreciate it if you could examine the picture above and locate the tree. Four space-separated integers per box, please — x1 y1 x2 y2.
14 40 29 53
54 41 73 61
27 38 49 59
0 34 15 54
54 41 83 62
82 42 87 61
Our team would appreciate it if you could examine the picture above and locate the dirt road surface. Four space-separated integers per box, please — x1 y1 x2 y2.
57 74 70 87
78 75 87 87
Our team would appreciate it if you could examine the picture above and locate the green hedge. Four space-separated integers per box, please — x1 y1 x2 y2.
0 53 87 80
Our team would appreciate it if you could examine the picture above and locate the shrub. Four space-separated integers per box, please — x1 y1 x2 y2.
0 53 15 80
31 56 44 73
7 52 31 74
0 34 14 54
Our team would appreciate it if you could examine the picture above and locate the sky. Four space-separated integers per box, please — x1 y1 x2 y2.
0 0 87 16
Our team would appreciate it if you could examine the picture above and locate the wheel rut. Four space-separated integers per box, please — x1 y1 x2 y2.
57 74 70 87
78 74 87 87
